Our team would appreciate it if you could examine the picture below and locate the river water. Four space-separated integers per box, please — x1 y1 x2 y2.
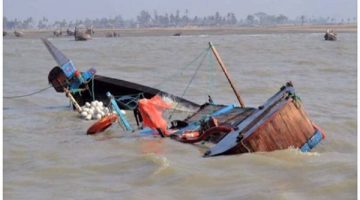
3 32 357 199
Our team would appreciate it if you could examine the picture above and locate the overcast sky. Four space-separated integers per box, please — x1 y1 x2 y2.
4 0 357 22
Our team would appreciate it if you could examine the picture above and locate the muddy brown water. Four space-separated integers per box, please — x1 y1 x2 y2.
4 33 356 199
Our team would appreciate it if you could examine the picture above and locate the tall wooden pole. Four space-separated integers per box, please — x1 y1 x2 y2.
209 42 245 108
64 88 82 113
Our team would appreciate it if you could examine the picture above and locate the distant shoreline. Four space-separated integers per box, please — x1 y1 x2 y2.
3 24 356 39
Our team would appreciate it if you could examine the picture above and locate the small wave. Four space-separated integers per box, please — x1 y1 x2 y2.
198 35 208 38
247 147 322 167
143 153 172 176
266 147 321 158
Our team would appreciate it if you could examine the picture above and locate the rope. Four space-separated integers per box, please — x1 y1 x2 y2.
288 92 302 108
241 139 252 153
76 75 96 100
289 92 301 102
179 49 209 98
91 76 95 101
207 48 216 99
70 88 88 95
4 85 53 99
168 48 210 120
153 47 210 88
114 93 145 110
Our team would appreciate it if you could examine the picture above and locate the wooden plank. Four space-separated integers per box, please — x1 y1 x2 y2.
228 143 250 154
246 134 260 152
268 117 290 149
283 102 309 143
244 101 295 151
287 104 309 143
295 103 315 136
252 100 312 150
263 121 283 151
246 110 291 151
287 101 314 139
278 104 308 147
235 98 317 153
250 125 272 151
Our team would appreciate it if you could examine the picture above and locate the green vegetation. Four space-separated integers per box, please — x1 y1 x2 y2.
3 10 356 30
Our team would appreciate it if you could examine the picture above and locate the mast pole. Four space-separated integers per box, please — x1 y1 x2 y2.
208 42 245 108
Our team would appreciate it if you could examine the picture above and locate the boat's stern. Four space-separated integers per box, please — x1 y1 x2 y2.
205 82 325 157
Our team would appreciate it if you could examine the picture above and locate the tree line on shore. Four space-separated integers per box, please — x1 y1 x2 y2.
3 10 356 30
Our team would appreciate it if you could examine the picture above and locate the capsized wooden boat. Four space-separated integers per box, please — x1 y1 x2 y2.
135 43 325 156
43 38 325 156
138 82 325 157
203 82 324 156
64 71 200 110
43 38 200 111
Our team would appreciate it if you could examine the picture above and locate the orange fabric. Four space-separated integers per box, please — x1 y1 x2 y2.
138 95 172 136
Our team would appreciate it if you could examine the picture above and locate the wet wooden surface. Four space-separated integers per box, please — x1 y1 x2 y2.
244 100 315 152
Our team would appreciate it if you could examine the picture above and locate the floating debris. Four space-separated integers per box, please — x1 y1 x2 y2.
78 100 125 120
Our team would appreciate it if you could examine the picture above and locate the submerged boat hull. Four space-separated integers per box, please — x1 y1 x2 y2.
43 38 199 111
43 38 324 156
61 75 199 110
72 74 200 110
229 98 316 154
204 82 324 157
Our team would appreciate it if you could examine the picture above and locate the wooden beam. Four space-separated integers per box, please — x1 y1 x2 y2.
209 42 245 108
64 88 82 113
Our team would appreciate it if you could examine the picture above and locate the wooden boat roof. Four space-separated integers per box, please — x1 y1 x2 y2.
184 103 256 126
205 82 297 157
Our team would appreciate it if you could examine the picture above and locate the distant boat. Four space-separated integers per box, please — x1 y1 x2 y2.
324 29 336 41
66 28 75 36
74 25 94 41
3 31 7 36
14 30 24 37
173 32 182 36
105 31 120 37
53 29 62 37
